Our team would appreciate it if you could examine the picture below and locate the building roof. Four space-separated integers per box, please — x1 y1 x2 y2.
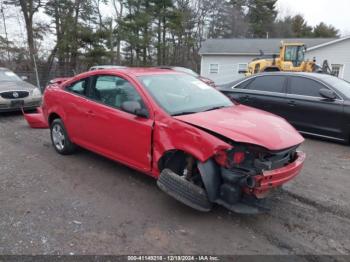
199 38 339 55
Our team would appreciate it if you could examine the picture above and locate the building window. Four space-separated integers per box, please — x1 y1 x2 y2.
331 64 343 77
209 64 219 74
238 63 248 73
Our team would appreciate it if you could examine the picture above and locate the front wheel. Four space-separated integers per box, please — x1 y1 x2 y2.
50 118 76 155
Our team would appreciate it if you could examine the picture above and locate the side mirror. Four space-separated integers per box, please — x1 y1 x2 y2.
319 88 336 100
21 76 28 81
121 101 148 118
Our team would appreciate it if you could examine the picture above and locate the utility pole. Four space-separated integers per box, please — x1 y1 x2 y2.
32 53 40 89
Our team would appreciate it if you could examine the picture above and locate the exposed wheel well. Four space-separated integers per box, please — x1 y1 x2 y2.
48 113 61 126
158 150 187 174
158 150 205 188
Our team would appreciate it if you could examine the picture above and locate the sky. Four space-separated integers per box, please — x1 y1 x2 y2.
276 0 350 35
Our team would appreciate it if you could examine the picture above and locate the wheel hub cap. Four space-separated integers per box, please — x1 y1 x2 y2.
52 124 65 150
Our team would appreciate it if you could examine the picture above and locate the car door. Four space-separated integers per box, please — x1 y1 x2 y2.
223 78 256 106
229 75 289 118
82 74 154 172
62 77 92 144
286 76 344 139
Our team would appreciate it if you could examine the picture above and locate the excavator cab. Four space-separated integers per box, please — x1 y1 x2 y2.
281 43 307 67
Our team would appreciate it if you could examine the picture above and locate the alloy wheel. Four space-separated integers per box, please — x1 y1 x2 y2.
52 124 65 151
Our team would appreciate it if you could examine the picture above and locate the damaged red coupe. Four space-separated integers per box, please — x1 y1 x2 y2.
24 68 305 214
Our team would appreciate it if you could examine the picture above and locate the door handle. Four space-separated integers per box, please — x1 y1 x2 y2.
288 100 296 106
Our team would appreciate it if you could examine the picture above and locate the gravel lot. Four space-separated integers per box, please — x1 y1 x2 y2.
0 112 350 255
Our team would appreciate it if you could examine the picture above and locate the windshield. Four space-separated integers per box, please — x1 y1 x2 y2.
0 70 21 82
138 74 233 116
284 46 305 66
172 67 199 77
321 75 350 98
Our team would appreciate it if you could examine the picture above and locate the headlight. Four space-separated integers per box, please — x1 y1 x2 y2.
31 88 42 97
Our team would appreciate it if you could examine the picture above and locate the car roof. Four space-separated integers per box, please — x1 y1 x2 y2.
220 72 341 89
70 67 182 82
249 71 330 79
93 67 182 76
89 65 127 70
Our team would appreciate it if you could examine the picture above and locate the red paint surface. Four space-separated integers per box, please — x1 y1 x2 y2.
175 105 304 151
49 77 72 85
22 107 48 128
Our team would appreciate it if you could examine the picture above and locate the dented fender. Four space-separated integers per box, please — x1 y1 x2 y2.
151 115 232 177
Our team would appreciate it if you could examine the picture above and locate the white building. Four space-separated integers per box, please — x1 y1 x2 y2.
199 36 350 85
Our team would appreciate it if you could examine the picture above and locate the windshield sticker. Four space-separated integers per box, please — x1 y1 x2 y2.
192 80 210 90
5 71 16 76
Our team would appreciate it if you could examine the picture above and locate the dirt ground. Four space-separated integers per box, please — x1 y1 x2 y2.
0 112 350 255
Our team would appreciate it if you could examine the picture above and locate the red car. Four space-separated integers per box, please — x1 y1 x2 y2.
24 68 305 214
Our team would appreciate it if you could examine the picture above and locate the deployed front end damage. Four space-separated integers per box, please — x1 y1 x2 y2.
199 143 305 214
157 141 305 214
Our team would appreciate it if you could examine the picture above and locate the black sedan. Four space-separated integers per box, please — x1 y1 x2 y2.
219 72 350 143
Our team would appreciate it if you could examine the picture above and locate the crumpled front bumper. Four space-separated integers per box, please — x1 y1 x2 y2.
250 151 306 198
22 107 48 128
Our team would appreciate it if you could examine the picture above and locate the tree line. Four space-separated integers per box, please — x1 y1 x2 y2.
0 0 340 85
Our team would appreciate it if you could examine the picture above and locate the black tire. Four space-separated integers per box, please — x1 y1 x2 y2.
50 118 76 155
157 168 213 212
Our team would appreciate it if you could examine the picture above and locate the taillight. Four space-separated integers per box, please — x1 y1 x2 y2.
233 152 245 165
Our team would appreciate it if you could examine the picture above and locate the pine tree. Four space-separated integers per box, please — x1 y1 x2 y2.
313 22 339 38
247 0 277 38
291 15 313 37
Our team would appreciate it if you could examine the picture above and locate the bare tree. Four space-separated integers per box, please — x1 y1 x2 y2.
112 0 124 64
6 0 44 67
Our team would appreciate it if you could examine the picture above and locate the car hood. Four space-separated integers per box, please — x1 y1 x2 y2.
174 105 304 151
0 81 37 91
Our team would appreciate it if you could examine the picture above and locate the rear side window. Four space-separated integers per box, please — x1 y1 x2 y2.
246 76 286 93
67 78 89 96
289 77 326 97
234 79 253 89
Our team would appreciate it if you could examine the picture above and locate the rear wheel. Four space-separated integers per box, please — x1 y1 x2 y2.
50 118 76 155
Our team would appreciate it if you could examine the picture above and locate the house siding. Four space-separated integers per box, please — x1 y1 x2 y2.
201 55 256 84
305 38 350 80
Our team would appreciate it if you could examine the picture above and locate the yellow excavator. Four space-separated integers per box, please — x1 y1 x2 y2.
244 42 332 76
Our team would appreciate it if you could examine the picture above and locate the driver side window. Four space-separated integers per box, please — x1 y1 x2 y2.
89 75 146 114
